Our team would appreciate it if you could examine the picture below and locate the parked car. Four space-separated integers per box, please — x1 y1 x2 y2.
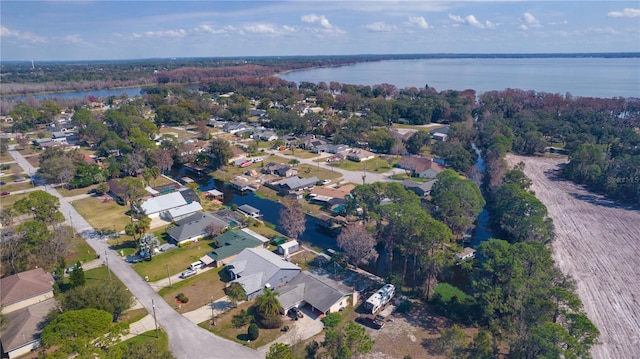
288 307 304 319
357 314 385 329
65 266 76 274
321 179 332 185
1 191 10 196
126 255 144 263
179 269 197 279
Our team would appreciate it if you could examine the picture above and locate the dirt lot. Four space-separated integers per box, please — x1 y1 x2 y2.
353 302 479 359
506 154 640 359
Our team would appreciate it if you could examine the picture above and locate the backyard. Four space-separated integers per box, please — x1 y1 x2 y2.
132 239 216 281
328 156 398 173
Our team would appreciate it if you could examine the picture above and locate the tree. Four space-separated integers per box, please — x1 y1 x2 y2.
231 309 253 328
95 182 110 195
323 322 374 359
119 177 146 217
226 282 247 306
0 208 15 228
205 222 225 238
436 325 468 359
279 197 305 241
0 306 7 331
266 343 295 359
41 308 114 357
208 137 233 169
248 323 260 340
336 223 377 268
14 190 65 225
256 288 281 319
62 281 134 321
69 261 86 288
16 133 30 149
430 170 485 238
125 215 151 244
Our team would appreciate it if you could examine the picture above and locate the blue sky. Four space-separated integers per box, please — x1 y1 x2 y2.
1 1 639 61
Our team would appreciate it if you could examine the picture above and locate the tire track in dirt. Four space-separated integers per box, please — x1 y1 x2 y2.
506 154 640 359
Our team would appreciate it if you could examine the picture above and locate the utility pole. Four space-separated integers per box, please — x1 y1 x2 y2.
167 265 172 288
105 250 112 281
152 299 159 338
210 297 215 326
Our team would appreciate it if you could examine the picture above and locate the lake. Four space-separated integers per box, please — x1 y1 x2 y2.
4 87 146 101
280 57 640 99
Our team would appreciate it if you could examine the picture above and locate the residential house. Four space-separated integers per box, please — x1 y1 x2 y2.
308 184 355 207
299 135 328 151
138 189 202 220
250 109 267 118
271 176 319 196
311 144 349 154
167 212 229 246
223 122 248 134
1 268 55 314
258 130 278 142
397 156 445 179
401 179 437 197
262 162 298 177
345 149 376 162
229 175 258 192
211 208 246 228
430 126 450 142
277 271 356 315
1 299 56 359
228 146 248 165
200 231 266 268
51 131 68 143
226 248 301 300
1 268 57 359
456 247 476 262
237 204 261 218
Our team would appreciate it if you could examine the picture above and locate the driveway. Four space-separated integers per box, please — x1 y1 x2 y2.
8 147 262 359
257 307 325 356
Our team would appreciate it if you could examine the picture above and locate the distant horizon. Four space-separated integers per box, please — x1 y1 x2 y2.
3 51 640 65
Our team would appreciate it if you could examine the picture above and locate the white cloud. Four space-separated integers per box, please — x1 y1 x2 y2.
407 16 429 30
519 12 542 30
301 13 344 34
364 22 397 32
132 29 187 39
448 14 495 29
243 24 277 34
0 25 46 43
608 8 640 18
63 34 84 44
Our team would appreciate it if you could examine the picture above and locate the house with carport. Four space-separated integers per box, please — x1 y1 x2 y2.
226 248 301 300
167 212 228 246
277 271 356 316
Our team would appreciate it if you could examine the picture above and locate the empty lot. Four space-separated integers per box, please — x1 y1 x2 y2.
506 154 640 359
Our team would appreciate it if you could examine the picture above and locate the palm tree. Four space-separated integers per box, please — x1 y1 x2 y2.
256 288 281 318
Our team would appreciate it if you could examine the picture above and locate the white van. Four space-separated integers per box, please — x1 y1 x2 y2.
189 261 204 271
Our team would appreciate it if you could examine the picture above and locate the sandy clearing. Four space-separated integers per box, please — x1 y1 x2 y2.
506 154 640 359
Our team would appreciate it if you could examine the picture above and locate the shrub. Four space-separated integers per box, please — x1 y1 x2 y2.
321 313 342 328
176 293 189 303
231 309 253 328
258 315 282 329
396 300 413 313
248 323 259 340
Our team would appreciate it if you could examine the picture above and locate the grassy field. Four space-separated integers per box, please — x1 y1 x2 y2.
113 329 170 353
158 266 227 312
201 300 283 349
57 184 98 198
66 234 98 264
297 164 343 181
0 180 34 193
72 196 131 232
287 149 321 159
160 127 196 139
329 157 397 173
0 163 22 175
132 240 216 281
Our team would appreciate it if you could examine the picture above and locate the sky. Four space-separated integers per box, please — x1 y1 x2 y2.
1 1 639 61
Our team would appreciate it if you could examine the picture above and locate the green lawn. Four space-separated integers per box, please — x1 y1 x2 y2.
73 196 131 232
0 163 21 175
329 157 397 173
66 234 98 264
132 240 216 281
388 173 431 182
158 266 227 312
57 184 98 197
0 192 28 208
288 149 321 159
160 127 196 139
297 164 343 181
112 329 170 354
0 180 34 192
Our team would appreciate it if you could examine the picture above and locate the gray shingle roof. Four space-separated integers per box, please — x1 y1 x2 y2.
227 248 300 296
0 298 56 352
167 212 227 243
277 272 353 313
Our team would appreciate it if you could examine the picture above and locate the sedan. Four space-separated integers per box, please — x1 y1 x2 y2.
1 191 10 196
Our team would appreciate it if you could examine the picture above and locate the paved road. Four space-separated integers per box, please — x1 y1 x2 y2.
8 147 262 359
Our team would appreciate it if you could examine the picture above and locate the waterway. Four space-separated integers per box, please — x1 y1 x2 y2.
4 87 146 101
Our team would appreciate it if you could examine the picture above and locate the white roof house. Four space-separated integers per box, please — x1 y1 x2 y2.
167 201 203 221
140 192 187 217
226 248 300 300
